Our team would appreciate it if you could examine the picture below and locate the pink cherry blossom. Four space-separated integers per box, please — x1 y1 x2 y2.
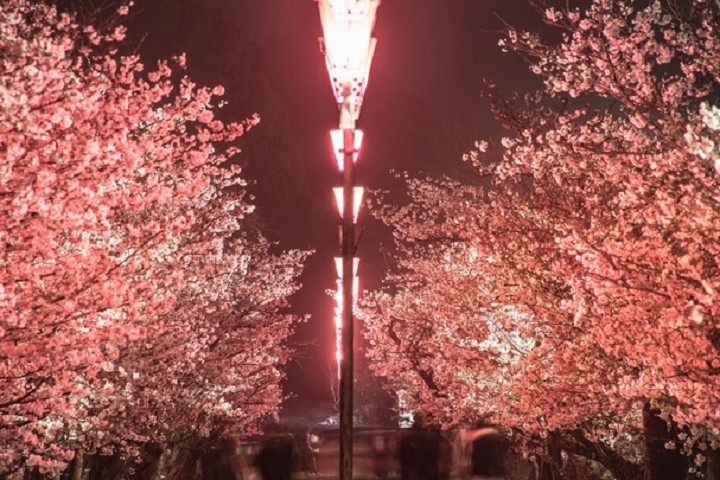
362 0 720 477
0 1 307 476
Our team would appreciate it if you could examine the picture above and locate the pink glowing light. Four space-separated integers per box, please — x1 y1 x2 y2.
333 186 364 223
333 273 359 375
334 307 343 329
330 129 363 171
334 257 360 278
335 279 359 309
334 309 342 378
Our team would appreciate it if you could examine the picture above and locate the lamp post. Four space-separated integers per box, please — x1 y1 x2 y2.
316 1 380 479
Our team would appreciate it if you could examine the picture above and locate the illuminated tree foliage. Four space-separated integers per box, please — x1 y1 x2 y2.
361 0 720 478
0 1 307 477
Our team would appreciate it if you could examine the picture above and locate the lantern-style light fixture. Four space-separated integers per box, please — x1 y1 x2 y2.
317 0 379 127
330 129 363 171
333 186 364 223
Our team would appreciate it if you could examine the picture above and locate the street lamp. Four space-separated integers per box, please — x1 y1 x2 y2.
318 0 378 128
316 1 380 479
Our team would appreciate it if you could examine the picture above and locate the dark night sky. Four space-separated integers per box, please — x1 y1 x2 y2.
112 0 546 408
197 0 545 406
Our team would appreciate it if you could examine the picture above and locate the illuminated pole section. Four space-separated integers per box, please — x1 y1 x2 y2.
316 1 379 479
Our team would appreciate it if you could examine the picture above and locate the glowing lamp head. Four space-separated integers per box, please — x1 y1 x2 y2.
330 129 363 171
317 0 379 117
333 186 364 223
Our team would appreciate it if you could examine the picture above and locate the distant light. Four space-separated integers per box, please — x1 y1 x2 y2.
333 186 364 223
330 129 363 171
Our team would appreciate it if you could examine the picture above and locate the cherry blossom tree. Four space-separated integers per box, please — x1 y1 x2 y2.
1 1 307 477
60 188 307 477
361 1 720 478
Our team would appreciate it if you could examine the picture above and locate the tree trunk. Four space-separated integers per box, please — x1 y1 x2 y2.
165 444 201 480
536 432 565 480
642 403 688 480
556 429 642 480
201 441 237 480
22 467 39 480
548 431 564 480
153 449 169 480
706 446 720 480
538 459 554 480
70 450 84 480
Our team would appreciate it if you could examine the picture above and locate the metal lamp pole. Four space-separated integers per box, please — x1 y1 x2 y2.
339 123 355 480
316 2 380 479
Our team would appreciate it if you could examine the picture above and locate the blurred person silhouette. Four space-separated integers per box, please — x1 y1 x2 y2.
438 430 453 480
399 414 440 480
302 427 321 476
460 425 507 480
372 432 390 480
255 423 295 480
